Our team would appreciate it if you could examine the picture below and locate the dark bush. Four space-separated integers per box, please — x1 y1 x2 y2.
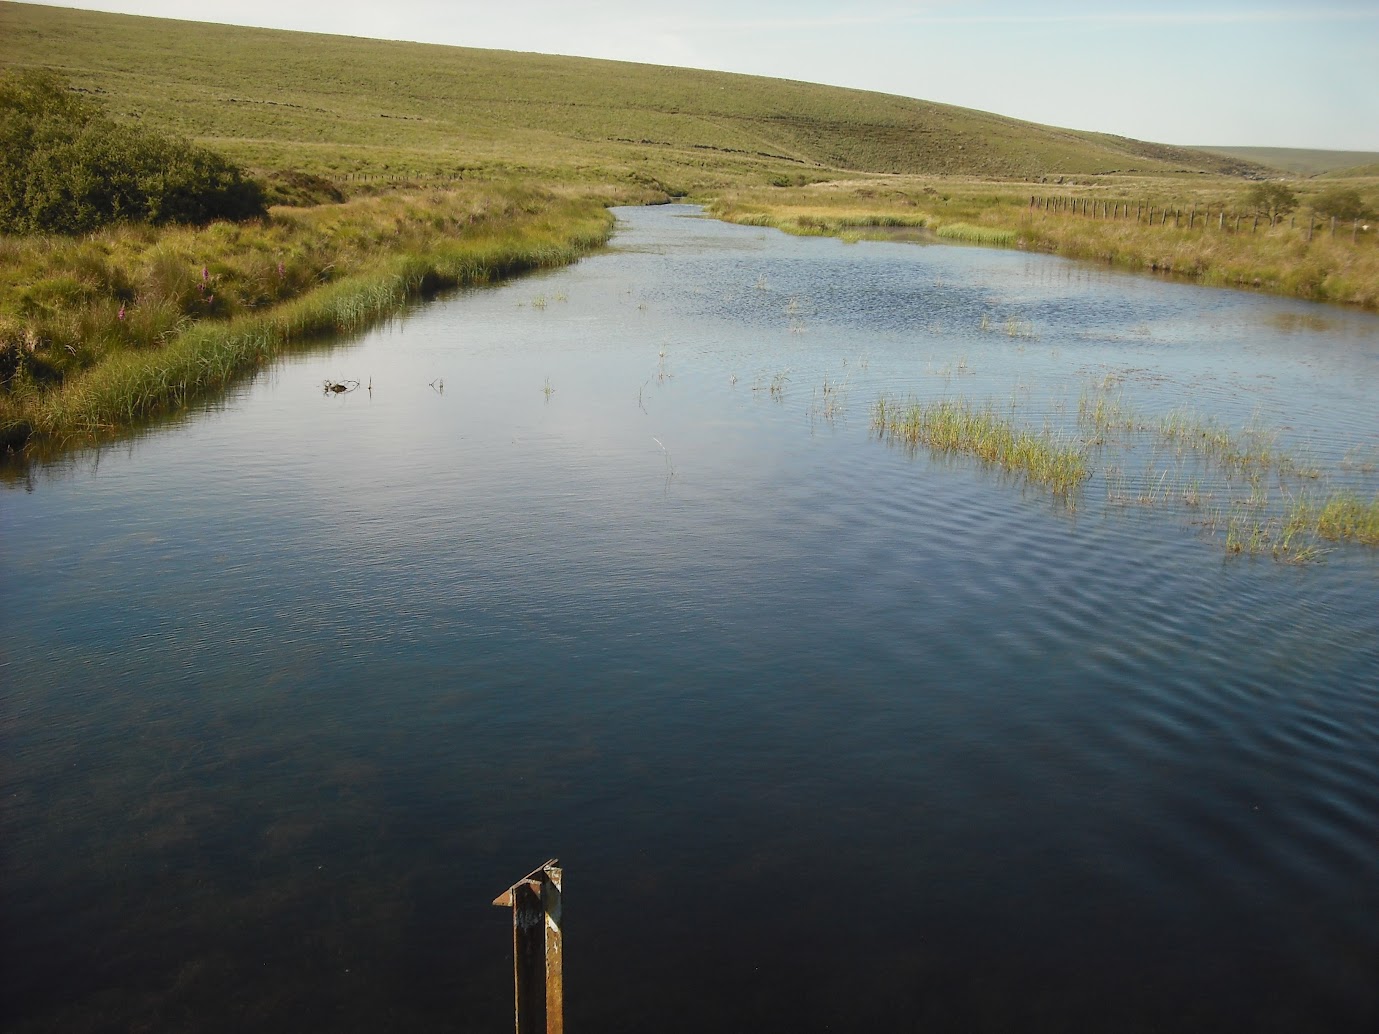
0 69 267 234
260 170 347 207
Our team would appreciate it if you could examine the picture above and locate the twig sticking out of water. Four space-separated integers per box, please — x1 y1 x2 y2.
653 436 675 490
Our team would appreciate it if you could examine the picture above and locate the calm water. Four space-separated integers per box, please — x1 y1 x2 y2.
3 205 1378 1032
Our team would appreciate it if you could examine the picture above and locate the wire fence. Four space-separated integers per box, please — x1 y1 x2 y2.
1028 195 1374 244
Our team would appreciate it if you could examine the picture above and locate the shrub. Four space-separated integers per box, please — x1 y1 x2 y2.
0 69 267 234
1312 187 1370 222
1244 182 1298 222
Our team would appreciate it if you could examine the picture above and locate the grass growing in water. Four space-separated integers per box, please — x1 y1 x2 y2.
872 396 1089 500
1075 377 1379 561
935 223 1018 246
1291 492 1379 545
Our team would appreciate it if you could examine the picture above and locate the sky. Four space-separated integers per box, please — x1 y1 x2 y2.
27 1 1379 150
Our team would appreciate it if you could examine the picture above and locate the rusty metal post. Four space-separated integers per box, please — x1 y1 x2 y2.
494 860 563 1034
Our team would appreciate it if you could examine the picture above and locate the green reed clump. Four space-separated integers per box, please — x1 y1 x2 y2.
1289 492 1379 546
935 223 1017 246
872 395 1089 499
1077 387 1143 437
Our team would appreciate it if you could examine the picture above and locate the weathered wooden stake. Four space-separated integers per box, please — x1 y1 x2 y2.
494 860 564 1034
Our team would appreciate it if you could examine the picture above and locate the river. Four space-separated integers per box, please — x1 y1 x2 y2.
3 204 1377 1031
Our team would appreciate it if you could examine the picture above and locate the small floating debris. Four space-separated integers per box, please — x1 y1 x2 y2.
323 379 360 395
429 378 444 394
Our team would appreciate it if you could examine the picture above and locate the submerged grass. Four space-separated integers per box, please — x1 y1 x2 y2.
1075 378 1379 561
872 396 1089 500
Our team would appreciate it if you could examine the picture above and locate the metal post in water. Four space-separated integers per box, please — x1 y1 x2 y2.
494 860 564 1034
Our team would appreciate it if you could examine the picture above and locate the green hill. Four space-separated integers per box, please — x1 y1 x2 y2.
2 2 1267 190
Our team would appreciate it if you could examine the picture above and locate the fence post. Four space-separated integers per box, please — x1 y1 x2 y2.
494 860 564 1034
1331 216 1337 238
1354 219 1360 243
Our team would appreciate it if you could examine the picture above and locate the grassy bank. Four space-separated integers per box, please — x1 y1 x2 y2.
0 184 624 452
709 178 1379 309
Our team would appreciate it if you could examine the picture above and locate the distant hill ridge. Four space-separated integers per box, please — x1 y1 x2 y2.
2 1 1271 186
1194 146 1379 177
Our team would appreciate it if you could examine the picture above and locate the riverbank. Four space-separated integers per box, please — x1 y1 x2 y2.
1 184 635 455
707 178 1379 310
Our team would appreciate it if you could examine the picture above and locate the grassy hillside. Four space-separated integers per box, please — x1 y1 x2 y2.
2 2 1266 190
1327 163 1379 180
1195 146 1379 177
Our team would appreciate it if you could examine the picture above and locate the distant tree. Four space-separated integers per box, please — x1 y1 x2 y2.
0 69 266 235
1244 182 1298 223
1311 187 1370 222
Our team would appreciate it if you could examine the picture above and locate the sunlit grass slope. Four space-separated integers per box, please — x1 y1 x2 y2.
2 2 1266 191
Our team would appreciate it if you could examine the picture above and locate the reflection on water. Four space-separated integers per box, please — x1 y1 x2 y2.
2 206 1378 1032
